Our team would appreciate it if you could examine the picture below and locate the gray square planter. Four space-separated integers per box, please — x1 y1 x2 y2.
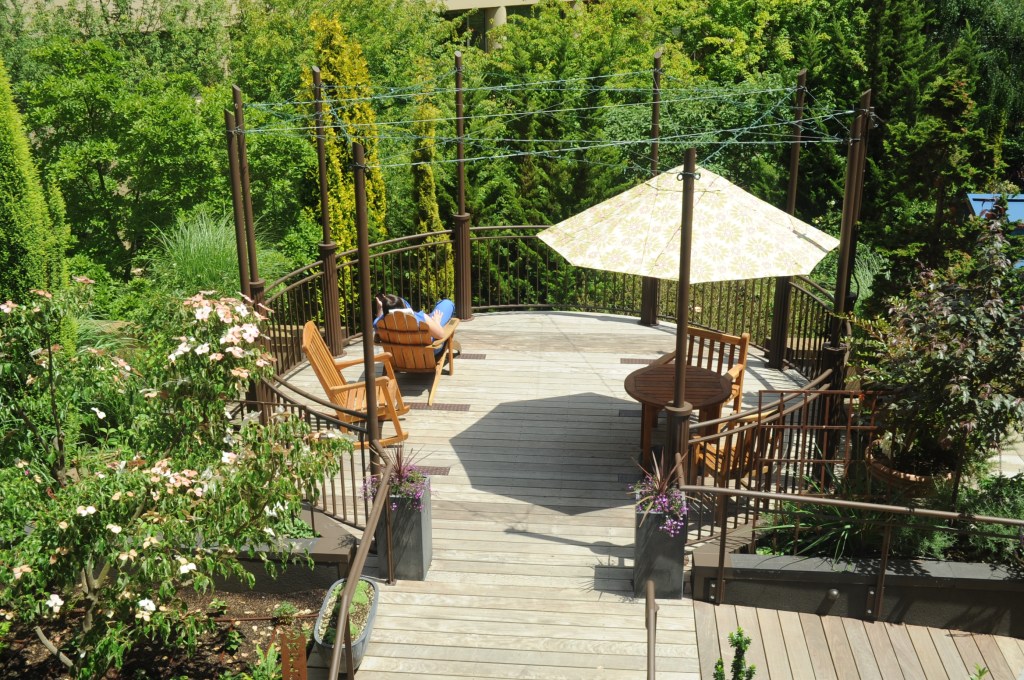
633 510 687 599
375 478 432 581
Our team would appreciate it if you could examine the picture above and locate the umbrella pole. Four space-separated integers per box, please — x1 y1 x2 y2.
666 149 697 484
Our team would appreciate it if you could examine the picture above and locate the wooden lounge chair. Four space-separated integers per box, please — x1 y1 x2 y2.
653 327 750 413
374 312 460 406
301 321 408 447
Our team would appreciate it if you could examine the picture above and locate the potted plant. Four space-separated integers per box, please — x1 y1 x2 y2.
312 577 380 669
852 222 1024 504
631 456 688 598
364 445 432 580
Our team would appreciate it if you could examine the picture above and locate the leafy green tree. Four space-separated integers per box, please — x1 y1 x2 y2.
17 37 220 277
0 59 68 302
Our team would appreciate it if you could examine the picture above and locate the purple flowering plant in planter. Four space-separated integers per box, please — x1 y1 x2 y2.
362 445 429 512
631 456 688 537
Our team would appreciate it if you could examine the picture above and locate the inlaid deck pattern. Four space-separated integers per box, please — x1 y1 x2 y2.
283 312 1022 679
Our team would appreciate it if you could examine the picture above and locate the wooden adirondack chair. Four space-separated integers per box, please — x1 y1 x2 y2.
374 312 460 406
301 321 408 447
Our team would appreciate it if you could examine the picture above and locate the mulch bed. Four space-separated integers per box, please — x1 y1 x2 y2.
1 589 324 679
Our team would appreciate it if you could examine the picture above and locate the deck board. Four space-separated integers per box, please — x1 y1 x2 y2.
289 313 1024 679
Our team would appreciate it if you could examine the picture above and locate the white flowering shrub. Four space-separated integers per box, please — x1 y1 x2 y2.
0 284 350 677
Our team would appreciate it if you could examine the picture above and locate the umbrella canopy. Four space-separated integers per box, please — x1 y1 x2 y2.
539 164 840 282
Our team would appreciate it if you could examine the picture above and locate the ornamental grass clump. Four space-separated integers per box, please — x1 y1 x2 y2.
361 445 429 512
631 456 688 537
0 282 351 679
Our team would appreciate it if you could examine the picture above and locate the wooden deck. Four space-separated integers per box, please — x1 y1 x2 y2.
695 602 1024 680
283 312 1024 679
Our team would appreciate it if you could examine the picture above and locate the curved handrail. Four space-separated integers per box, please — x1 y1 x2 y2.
327 455 394 679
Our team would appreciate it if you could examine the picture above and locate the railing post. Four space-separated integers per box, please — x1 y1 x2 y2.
868 521 893 621
232 86 271 421
640 50 663 327
353 142 380 451
645 579 658 680
768 69 806 369
312 66 346 355
224 109 250 299
453 51 474 320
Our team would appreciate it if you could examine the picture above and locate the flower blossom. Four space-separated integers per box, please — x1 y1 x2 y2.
193 343 210 356
194 305 212 321
106 524 122 534
91 407 106 420
0 301 16 313
76 505 97 516
73 275 96 284
31 289 53 299
142 536 159 549
216 305 234 324
136 598 156 621
221 451 238 465
220 326 243 345
13 565 31 580
118 549 138 562
225 346 245 359
234 303 250 318
240 324 260 343
45 594 64 613
230 367 250 380
209 352 224 362
177 557 198 575
57 521 68 530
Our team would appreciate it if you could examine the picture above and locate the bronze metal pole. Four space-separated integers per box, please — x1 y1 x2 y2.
640 50 663 327
353 143 380 447
830 91 871 348
843 92 873 309
665 149 696 479
224 109 250 298
313 67 345 355
453 51 473 320
232 85 261 289
769 69 807 369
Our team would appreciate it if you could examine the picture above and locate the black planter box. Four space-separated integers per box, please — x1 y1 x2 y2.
375 479 432 581
633 510 687 599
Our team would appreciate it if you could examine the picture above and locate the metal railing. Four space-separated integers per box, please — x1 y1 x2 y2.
684 484 1024 617
261 226 837 372
327 455 395 679
263 261 327 375
258 380 374 529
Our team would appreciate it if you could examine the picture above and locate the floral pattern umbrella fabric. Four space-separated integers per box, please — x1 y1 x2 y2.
539 164 840 282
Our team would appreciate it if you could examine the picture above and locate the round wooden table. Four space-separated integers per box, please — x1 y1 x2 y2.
624 363 734 458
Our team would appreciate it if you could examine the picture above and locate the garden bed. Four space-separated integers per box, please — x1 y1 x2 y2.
1 588 323 679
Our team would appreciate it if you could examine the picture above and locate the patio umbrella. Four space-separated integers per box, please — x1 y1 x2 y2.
538 164 839 283
541 154 840 475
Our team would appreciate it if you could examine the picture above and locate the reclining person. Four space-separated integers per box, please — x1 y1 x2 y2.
373 293 454 340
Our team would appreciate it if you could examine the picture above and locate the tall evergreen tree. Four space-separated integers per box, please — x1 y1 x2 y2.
305 15 387 254
0 59 67 302
410 101 453 302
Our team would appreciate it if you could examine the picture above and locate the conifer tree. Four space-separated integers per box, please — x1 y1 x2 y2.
305 15 387 254
411 101 453 302
0 59 67 302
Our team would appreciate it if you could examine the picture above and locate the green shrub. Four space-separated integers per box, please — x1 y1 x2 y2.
0 284 351 678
